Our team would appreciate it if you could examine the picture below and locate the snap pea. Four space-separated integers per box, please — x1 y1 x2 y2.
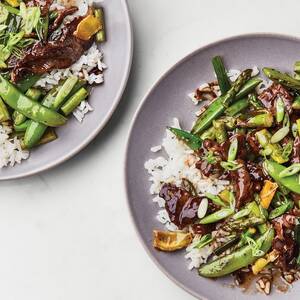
13 88 42 126
199 208 234 224
198 228 274 278
235 77 262 100
0 97 10 122
167 127 202 151
0 76 66 127
61 87 88 116
225 98 248 117
268 201 294 220
94 8 106 42
279 163 300 178
191 70 252 135
264 160 300 194
14 120 30 132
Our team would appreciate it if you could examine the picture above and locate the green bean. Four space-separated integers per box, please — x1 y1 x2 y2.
198 228 274 278
263 67 300 90
268 201 294 220
61 87 88 116
276 97 285 123
167 127 202 151
191 69 252 135
0 75 66 127
228 137 238 162
248 93 263 109
0 97 10 122
211 56 231 94
292 96 300 110
213 120 227 143
205 193 227 207
264 160 300 194
94 8 106 42
13 88 42 126
199 208 234 224
225 98 248 117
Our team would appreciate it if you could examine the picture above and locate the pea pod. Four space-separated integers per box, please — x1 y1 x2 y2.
268 201 294 220
198 228 274 278
264 160 300 194
0 76 66 127
199 208 234 224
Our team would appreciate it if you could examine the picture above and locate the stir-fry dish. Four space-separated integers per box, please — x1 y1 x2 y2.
145 56 300 295
0 0 106 168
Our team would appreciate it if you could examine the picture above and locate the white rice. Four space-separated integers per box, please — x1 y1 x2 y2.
0 124 29 168
144 118 230 269
36 0 107 122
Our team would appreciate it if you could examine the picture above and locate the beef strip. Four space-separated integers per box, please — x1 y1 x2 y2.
49 6 79 32
159 183 202 229
258 83 294 115
11 17 93 82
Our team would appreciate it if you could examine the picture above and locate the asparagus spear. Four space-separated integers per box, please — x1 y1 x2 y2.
192 69 252 135
225 98 248 117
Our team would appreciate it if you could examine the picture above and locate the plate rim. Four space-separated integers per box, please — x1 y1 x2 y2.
1 0 133 181
124 32 300 300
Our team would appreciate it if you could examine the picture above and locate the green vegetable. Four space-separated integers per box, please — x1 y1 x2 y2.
198 228 274 277
0 3 19 15
199 208 234 224
191 69 252 135
213 120 227 143
268 201 294 220
220 161 242 171
194 234 213 249
20 2 41 35
248 93 263 109
94 8 106 42
35 15 49 41
61 87 88 116
264 160 300 194
200 126 215 140
225 98 248 117
211 56 231 94
168 127 202 150
0 75 66 127
13 88 42 125
228 137 238 162
279 163 300 178
232 207 250 220
292 95 300 110
235 77 262 100
16 74 41 93
205 192 227 207
245 113 273 128
14 119 30 132
263 67 300 90
0 96 10 122
222 216 265 232
276 97 285 123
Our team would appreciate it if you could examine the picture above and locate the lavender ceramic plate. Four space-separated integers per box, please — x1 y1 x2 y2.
0 0 132 180
125 34 300 299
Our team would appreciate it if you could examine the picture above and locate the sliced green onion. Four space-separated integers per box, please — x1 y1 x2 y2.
200 208 234 224
197 198 208 219
270 126 290 144
228 138 238 162
205 192 227 207
276 97 285 123
211 56 231 95
279 163 300 178
232 207 250 220
220 161 242 171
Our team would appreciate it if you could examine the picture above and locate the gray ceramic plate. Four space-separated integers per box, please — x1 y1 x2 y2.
125 34 300 300
0 0 132 180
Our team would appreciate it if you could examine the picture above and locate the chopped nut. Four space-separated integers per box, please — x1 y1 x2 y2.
256 275 272 295
282 272 295 284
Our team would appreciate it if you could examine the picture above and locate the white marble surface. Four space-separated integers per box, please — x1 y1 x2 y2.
1 0 300 299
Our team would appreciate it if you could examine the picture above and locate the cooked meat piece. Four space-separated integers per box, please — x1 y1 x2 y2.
246 130 261 155
258 83 294 115
159 183 202 229
11 17 93 82
49 6 79 32
25 0 54 16
230 159 253 208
